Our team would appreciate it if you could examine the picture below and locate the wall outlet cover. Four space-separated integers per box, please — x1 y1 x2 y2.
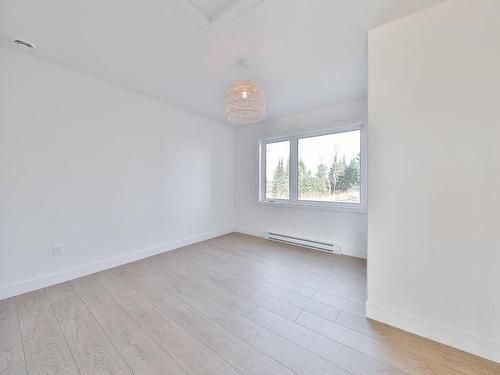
52 243 64 257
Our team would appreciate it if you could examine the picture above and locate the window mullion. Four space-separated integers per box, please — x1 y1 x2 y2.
290 137 298 202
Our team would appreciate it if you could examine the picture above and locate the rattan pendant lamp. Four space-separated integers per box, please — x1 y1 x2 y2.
224 60 266 124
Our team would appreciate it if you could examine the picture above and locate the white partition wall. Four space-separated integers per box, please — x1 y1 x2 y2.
0 46 235 299
367 0 500 361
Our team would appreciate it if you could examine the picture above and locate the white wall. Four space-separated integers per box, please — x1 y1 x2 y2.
0 46 235 299
368 0 500 362
235 99 368 258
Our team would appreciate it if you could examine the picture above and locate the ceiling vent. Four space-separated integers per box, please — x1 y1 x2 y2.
13 39 35 50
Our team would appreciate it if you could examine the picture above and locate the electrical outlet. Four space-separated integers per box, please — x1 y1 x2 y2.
52 243 64 257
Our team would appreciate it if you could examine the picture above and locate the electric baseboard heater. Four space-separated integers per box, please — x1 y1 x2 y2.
266 232 340 254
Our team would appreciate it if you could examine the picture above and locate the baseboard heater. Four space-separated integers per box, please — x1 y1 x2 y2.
266 232 340 254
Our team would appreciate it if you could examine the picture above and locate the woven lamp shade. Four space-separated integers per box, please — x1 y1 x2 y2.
224 80 266 124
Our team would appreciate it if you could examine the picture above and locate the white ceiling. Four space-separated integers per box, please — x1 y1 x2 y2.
0 0 444 125
189 0 239 20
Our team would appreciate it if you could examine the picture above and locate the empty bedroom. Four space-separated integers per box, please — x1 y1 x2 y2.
0 0 499 374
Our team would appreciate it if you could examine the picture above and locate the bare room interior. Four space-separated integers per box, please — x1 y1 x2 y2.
1 0 499 374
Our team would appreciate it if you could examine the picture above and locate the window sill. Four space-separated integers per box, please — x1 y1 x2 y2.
257 200 367 214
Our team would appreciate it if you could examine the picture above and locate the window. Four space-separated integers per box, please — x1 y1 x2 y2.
298 131 360 203
264 141 290 200
259 123 365 211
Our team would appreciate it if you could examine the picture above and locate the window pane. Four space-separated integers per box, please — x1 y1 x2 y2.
298 130 360 203
265 141 290 199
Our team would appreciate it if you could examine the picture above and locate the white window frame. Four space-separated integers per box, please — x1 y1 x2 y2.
258 121 367 213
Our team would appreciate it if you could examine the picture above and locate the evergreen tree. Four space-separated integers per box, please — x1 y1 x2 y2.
328 153 347 194
313 163 330 195
339 161 357 190
271 158 289 198
337 152 360 191
349 153 360 187
298 159 313 196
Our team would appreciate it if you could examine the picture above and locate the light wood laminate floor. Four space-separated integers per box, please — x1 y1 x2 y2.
1 233 498 375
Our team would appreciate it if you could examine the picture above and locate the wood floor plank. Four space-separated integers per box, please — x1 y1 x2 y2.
248 244 367 282
113 266 296 375
218 234 368 272
241 250 366 293
348 291 367 304
178 245 343 321
150 254 257 316
231 233 368 271
70 276 188 375
211 276 302 321
313 291 365 317
44 282 129 375
164 249 303 321
0 298 26 375
211 234 367 279
16 290 78 375
137 259 256 317
0 362 27 375
240 270 318 298
201 243 362 296
226 272 341 322
53 365 80 375
132 253 348 374
297 310 466 375
189 248 348 307
94 270 241 375
4 233 497 374
207 308 349 374
112 366 134 375
248 307 404 375
336 311 500 375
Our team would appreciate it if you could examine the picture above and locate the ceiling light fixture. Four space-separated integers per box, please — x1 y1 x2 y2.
224 60 265 124
224 80 266 124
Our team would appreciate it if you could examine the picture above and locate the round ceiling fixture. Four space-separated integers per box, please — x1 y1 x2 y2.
224 80 266 124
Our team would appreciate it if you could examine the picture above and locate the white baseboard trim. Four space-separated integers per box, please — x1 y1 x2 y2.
0 227 234 301
234 227 266 238
341 247 367 259
234 227 367 259
366 302 500 363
